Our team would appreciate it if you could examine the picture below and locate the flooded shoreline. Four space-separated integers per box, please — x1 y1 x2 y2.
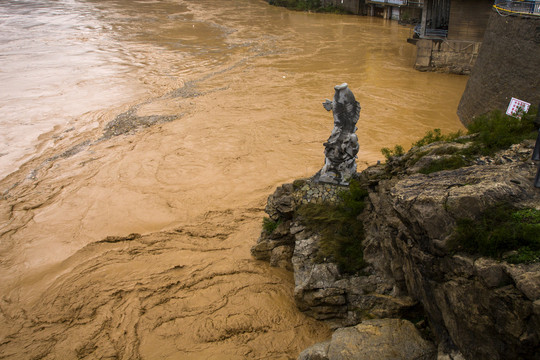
0 0 467 358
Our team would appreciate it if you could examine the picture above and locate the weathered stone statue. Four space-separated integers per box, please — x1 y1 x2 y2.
313 83 360 185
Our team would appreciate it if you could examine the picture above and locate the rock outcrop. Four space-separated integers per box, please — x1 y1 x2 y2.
252 139 540 360
251 179 417 328
298 319 436 360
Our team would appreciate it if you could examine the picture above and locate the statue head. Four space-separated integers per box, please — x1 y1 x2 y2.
334 83 356 106
332 83 361 133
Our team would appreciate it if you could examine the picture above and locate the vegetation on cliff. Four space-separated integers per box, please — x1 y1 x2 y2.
466 108 538 155
262 217 280 234
382 107 539 174
267 0 350 13
451 204 540 264
253 107 540 359
297 179 368 274
379 107 540 263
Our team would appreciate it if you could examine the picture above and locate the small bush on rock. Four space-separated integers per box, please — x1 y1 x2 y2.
381 107 538 174
262 217 280 234
413 128 464 147
297 180 368 274
450 204 540 263
381 145 405 160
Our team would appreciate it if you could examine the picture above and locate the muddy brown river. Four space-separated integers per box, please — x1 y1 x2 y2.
0 0 467 358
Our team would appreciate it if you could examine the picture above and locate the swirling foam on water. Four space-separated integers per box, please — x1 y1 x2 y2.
0 0 467 358
0 0 145 178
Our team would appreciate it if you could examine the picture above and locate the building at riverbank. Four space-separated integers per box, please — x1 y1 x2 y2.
408 0 492 74
365 0 423 21
320 0 423 21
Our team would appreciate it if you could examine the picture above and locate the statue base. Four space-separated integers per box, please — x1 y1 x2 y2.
312 170 352 186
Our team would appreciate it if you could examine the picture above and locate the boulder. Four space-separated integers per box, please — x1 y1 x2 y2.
299 319 436 360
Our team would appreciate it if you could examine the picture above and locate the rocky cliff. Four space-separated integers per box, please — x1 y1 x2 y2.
252 139 540 360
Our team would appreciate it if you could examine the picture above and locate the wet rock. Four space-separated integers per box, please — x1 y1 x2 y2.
269 245 293 271
101 106 179 140
292 229 416 326
265 183 295 220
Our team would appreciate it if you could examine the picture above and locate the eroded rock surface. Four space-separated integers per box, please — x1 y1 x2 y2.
252 140 540 360
364 141 540 359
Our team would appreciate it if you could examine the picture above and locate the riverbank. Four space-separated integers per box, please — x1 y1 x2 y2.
253 109 540 359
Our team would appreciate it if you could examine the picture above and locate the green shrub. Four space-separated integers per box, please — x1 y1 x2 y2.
262 217 280 234
381 107 538 173
413 128 464 147
297 180 368 274
450 204 540 263
465 108 538 155
381 144 405 160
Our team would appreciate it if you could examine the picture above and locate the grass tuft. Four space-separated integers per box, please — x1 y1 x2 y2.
262 217 280 234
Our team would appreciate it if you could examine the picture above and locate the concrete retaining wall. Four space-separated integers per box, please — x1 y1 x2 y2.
414 38 481 74
457 11 540 126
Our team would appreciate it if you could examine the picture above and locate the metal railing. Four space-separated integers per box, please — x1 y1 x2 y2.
367 0 409 6
493 0 540 15
413 24 448 39
366 0 424 6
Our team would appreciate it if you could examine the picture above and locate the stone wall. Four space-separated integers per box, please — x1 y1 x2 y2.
457 11 540 126
414 38 481 74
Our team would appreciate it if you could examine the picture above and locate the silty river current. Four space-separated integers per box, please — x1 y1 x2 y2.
0 0 467 358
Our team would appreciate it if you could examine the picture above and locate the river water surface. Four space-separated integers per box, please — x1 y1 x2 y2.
0 0 467 358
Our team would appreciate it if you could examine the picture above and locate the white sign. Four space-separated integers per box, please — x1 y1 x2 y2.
506 97 531 118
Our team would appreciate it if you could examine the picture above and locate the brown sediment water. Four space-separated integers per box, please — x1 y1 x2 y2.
0 0 467 358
